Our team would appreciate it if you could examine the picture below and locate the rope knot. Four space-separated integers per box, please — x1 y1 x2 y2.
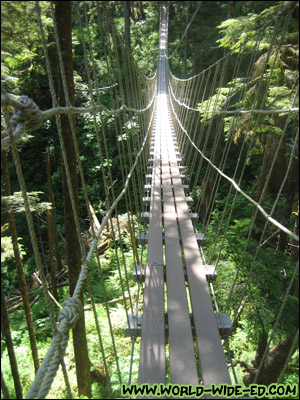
57 297 82 333
10 95 43 133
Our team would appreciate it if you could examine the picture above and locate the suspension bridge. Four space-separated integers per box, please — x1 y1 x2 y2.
1 2 299 399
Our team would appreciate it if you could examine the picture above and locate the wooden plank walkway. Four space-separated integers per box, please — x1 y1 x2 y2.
161 100 199 386
135 4 231 392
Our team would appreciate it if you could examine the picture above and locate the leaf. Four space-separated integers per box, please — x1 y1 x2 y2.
2 191 52 215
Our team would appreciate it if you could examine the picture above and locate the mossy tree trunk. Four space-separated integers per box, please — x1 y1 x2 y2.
54 1 92 397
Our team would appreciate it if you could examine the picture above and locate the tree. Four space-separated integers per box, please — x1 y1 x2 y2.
54 1 92 397
243 337 295 386
200 2 299 229
168 1 229 76
124 1 132 53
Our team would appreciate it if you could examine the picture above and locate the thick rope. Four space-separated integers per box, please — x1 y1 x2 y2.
169 97 299 241
26 297 82 399
1 80 155 151
1 90 43 147
169 83 299 114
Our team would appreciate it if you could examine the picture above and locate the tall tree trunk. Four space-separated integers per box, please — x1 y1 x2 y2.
138 1 146 20
193 48 202 75
124 1 131 52
2 149 40 375
256 119 287 204
201 118 224 225
1 370 10 399
228 1 234 18
46 209 59 300
1 281 23 399
291 204 299 262
278 133 299 252
184 1 189 76
46 147 63 272
243 337 295 386
54 2 92 397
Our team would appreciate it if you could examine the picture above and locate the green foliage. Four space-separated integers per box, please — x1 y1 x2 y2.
204 177 299 368
1 1 53 100
197 1 299 165
1 224 140 398
1 223 27 291
130 5 159 75
2 191 52 215
1 235 26 263
216 2 298 53
168 1 229 77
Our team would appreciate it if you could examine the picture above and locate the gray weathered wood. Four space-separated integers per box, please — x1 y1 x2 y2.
126 313 232 337
137 232 205 245
170 156 231 386
161 125 198 385
132 264 217 283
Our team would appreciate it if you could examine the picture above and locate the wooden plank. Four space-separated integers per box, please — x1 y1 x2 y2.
126 313 232 337
161 124 198 385
142 195 193 206
137 232 205 246
167 126 231 386
132 264 217 283
138 98 165 387
140 211 198 222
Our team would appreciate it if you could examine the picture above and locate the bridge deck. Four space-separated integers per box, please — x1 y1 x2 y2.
136 4 231 390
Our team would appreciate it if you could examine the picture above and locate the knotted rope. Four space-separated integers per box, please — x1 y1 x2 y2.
57 297 83 333
25 298 82 399
1 90 43 147
10 96 43 132
1 86 156 149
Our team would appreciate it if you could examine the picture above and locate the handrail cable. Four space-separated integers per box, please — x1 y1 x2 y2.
222 8 299 312
169 5 299 242
169 97 299 242
169 84 299 115
207 11 296 267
